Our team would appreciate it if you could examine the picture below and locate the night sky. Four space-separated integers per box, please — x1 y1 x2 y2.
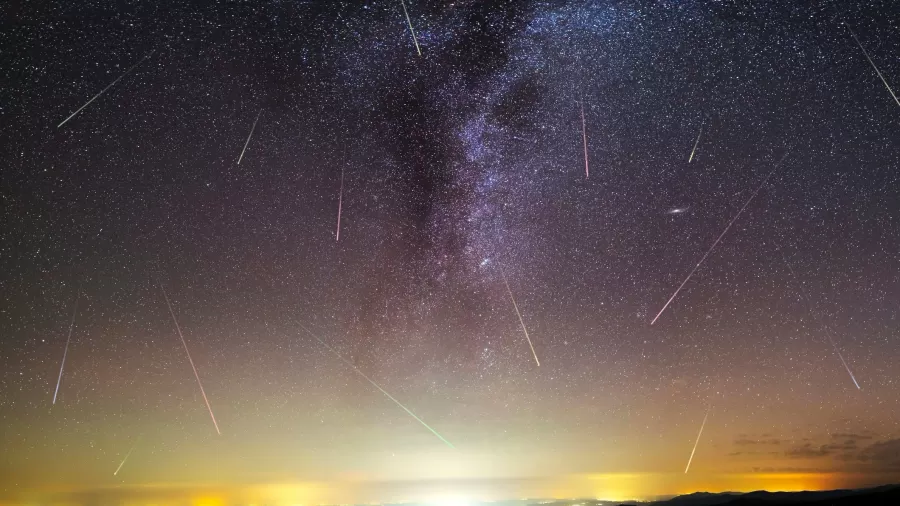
2 0 900 504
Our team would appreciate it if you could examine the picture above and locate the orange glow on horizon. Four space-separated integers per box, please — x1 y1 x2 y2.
3 471 898 506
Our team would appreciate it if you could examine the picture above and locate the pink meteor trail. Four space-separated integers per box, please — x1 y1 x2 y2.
159 281 221 435
580 102 589 178
651 149 791 325
335 164 344 241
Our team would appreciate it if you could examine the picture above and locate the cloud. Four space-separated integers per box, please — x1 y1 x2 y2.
785 440 859 458
831 432 875 440
856 439 900 470
785 443 832 458
733 437 782 446
783 435 900 473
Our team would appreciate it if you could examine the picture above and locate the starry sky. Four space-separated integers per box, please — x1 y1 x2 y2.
2 0 900 504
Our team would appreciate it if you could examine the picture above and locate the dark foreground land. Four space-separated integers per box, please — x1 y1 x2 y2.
622 484 900 506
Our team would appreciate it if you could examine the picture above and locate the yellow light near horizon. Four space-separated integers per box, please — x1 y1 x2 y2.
192 497 225 506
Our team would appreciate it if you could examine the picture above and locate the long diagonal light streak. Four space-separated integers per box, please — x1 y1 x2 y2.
651 149 792 325
498 264 540 366
847 25 900 108
685 403 712 473
58 50 156 128
580 102 589 178
688 123 704 163
52 289 82 404
774 240 861 389
336 164 345 241
399 0 422 56
296 321 454 448
159 280 221 435
237 110 262 165
114 435 142 476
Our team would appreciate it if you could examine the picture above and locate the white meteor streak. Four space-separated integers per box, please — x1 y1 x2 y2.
775 241 861 389
58 50 156 128
237 110 262 165
580 102 589 178
159 280 221 435
685 403 711 473
688 123 703 163
335 164 344 241
296 322 454 448
847 25 900 108
52 289 81 405
498 264 540 366
114 435 142 476
399 0 422 57
651 149 791 325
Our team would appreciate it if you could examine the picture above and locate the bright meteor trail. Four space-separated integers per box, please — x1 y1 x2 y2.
651 149 791 325
159 280 221 435
296 321 455 448
580 102 589 178
237 110 262 165
774 239 861 389
335 164 345 241
58 49 156 128
688 123 703 163
52 288 81 405
399 0 422 57
847 24 900 108
685 403 711 473
498 263 540 367
114 435 142 476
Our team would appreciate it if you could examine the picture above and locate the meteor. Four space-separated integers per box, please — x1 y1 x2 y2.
847 24 900 108
775 240 861 389
688 123 703 163
114 435 142 476
685 403 711 473
651 149 791 325
52 288 81 405
580 102 589 178
237 110 262 165
159 280 221 435
498 263 540 366
296 321 454 448
399 0 422 57
335 164 344 241
58 49 156 128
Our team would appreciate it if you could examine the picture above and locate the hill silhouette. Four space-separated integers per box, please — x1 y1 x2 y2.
619 484 900 506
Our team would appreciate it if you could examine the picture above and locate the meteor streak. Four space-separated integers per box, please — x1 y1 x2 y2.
498 264 540 366
58 50 156 128
688 123 703 163
237 110 262 165
775 240 861 389
580 102 589 178
335 164 344 241
159 280 221 435
399 0 422 57
847 24 900 108
685 403 711 473
651 149 791 325
296 322 454 448
114 435 142 476
52 289 81 405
